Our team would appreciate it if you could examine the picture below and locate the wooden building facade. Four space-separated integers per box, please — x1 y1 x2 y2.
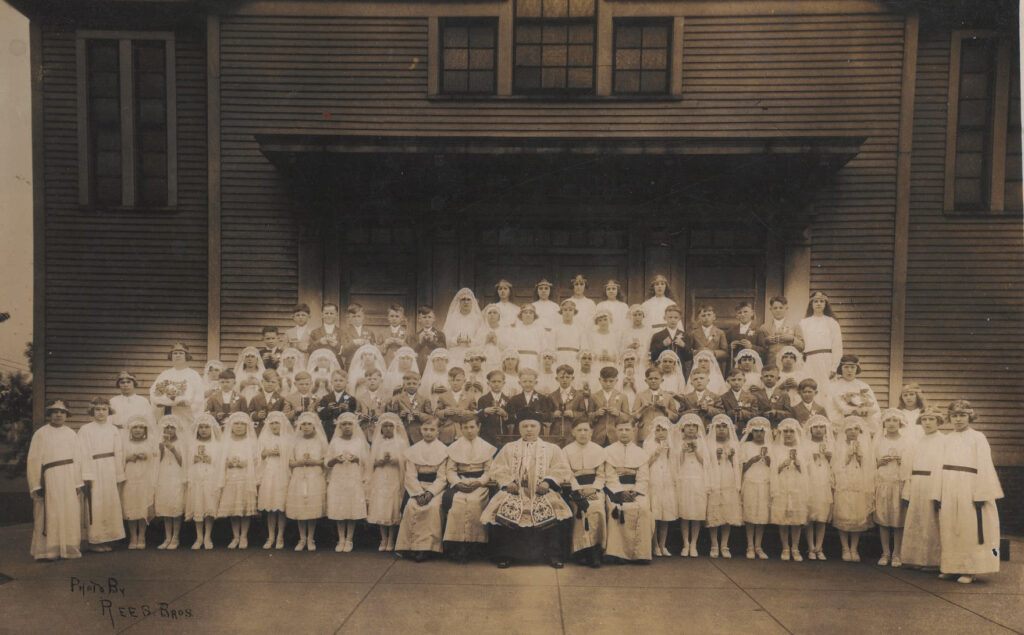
13 0 1023 513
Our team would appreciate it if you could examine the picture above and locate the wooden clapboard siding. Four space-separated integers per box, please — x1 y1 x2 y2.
39 22 207 426
685 15 903 403
905 22 1024 463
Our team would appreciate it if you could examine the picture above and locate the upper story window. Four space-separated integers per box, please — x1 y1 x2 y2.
77 32 176 209
945 32 1021 214
613 19 671 95
513 0 596 94
441 19 498 95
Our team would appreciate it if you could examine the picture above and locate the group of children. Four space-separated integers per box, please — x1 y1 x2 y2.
25 278 1004 584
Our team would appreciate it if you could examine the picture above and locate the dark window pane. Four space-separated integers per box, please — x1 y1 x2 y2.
613 20 670 95
568 0 594 18
441 19 497 95
517 45 542 66
954 178 984 207
567 45 592 66
545 0 568 18
514 0 594 94
542 67 566 88
542 45 567 67
87 39 121 206
567 67 592 89
952 37 997 211
518 0 542 17
133 40 168 208
515 66 541 90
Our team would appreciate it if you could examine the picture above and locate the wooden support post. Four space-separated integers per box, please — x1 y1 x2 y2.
206 14 222 362
888 12 919 407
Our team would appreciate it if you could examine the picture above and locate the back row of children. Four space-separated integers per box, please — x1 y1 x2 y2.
30 391 1002 585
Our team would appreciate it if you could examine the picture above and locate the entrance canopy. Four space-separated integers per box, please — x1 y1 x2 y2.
255 133 865 221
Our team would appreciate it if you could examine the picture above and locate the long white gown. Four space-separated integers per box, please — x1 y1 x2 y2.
110 394 154 430
900 431 944 568
563 441 607 553
395 439 449 552
78 420 126 543
937 428 1003 575
326 436 371 520
798 315 843 392
443 436 496 543
603 441 653 561
28 425 84 560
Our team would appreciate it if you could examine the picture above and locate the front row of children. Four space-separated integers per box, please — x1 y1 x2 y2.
28 397 1003 584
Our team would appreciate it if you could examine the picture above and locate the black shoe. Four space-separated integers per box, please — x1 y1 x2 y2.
549 558 564 569
496 560 511 569
413 551 427 563
588 556 601 569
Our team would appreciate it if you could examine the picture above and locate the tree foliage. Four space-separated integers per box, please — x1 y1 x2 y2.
0 343 33 476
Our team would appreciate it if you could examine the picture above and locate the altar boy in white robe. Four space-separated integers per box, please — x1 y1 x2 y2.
78 397 127 551
442 417 496 563
395 418 449 562
934 400 1004 584
481 419 573 569
28 400 85 560
603 419 654 563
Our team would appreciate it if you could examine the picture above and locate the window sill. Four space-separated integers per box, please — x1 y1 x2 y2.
78 205 179 214
426 93 684 103
941 208 1023 218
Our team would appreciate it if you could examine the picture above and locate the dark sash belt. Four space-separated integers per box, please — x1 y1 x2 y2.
417 472 437 483
457 470 484 478
804 349 831 356
42 458 73 474
557 347 579 352
911 470 931 476
92 452 115 460
943 465 977 474
575 473 597 486
619 474 637 485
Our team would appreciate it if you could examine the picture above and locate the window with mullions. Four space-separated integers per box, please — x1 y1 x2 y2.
78 33 176 209
945 32 1022 213
441 19 497 95
514 0 596 94
613 20 670 95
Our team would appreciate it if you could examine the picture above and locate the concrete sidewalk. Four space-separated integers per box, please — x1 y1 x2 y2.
0 523 1021 634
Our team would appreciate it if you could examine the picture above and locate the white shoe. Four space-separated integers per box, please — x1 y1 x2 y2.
851 551 861 563
335 542 345 553
756 548 768 560
307 538 316 552
877 555 890 566
263 538 274 550
166 538 179 550
841 549 852 562
379 542 387 552
709 547 719 558
721 548 731 559
680 545 689 557
204 538 214 550
344 540 353 553
746 548 755 560
275 537 284 550
817 550 827 561
891 556 902 568
157 539 170 550
227 537 239 549
792 551 803 562
957 575 975 584
689 545 699 558
781 548 790 561
239 537 248 549
192 540 203 551
806 550 817 560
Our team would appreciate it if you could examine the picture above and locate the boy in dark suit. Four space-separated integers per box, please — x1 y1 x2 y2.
248 369 287 435
206 368 247 427
591 366 630 446
548 365 588 442
674 369 724 426
339 303 378 366
508 368 553 436
720 368 758 435
380 304 410 366
285 303 313 354
791 378 827 426
310 303 345 363
649 304 690 368
725 302 764 371
749 365 791 428
412 306 446 373
317 369 358 441
688 304 729 371
387 371 430 443
475 370 510 447
757 296 804 367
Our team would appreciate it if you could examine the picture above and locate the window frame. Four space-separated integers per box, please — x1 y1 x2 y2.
611 17 672 96
512 0 597 96
439 18 499 96
76 30 177 210
943 29 1019 215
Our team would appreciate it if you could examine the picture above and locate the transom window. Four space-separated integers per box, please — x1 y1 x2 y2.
77 32 176 209
613 19 671 95
440 19 497 95
513 0 596 94
945 31 1022 213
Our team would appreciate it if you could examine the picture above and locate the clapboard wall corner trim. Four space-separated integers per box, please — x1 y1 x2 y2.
888 10 919 406
30 19 46 427
207 13 222 362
